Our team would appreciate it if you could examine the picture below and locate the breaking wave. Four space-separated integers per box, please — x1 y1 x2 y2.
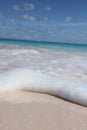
0 68 87 106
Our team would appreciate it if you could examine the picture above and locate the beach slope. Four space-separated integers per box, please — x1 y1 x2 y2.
0 91 87 130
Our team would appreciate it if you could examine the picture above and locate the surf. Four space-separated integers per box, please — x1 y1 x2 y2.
0 68 87 106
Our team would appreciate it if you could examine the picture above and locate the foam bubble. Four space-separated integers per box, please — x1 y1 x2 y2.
0 68 87 106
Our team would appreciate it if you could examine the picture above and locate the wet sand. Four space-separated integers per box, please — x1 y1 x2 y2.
0 91 87 130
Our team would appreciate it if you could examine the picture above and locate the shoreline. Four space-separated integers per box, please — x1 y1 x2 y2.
0 91 87 130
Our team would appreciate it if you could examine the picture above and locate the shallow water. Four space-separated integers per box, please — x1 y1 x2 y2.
0 39 87 106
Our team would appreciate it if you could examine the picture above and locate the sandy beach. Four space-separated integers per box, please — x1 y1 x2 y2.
0 91 87 130
0 0 87 129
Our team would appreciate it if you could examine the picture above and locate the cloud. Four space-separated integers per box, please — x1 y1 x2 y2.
47 30 55 34
50 21 87 27
65 17 72 22
21 14 36 21
11 19 17 25
24 3 35 10
43 17 49 21
0 12 5 18
13 3 35 11
25 35 32 40
45 6 52 11
59 23 87 26
74 32 85 39
13 5 21 11
11 19 22 27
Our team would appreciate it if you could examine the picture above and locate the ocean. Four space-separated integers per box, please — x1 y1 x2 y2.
0 38 87 106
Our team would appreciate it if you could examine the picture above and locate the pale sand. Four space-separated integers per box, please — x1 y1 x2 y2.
0 91 87 130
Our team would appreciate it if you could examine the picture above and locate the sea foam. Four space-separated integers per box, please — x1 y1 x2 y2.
0 68 87 106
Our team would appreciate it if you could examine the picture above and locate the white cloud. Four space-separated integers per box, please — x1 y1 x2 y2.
13 5 20 11
43 17 49 21
13 3 35 11
11 19 17 25
65 17 72 22
0 12 5 18
47 30 55 34
45 6 52 11
24 3 35 10
21 14 36 21
25 35 32 40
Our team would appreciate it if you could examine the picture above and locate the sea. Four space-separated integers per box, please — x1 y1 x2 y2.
0 38 87 106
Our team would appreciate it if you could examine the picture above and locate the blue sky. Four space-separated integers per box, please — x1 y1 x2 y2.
0 0 87 43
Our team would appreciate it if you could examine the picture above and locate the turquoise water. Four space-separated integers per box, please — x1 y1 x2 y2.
0 38 87 52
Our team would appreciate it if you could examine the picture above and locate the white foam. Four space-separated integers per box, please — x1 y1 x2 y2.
0 68 87 106
0 49 87 81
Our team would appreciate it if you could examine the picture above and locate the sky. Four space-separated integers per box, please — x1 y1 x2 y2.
0 0 87 44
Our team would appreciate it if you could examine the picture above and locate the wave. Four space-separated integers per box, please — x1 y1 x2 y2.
0 68 87 106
